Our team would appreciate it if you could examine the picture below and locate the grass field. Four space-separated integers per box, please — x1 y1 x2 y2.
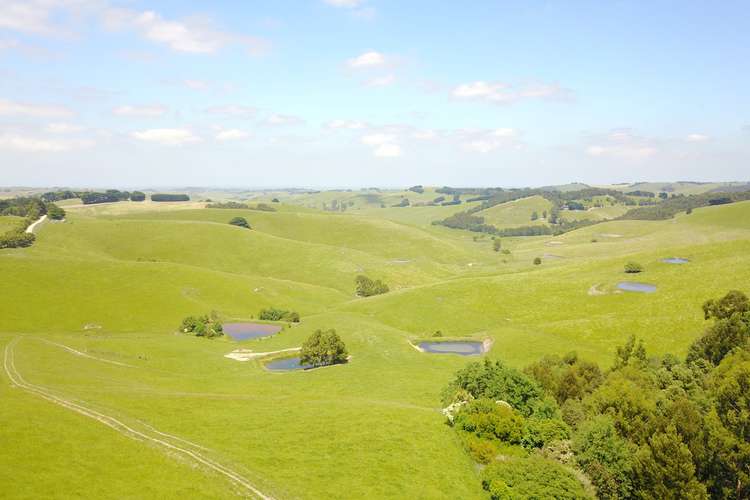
2 196 750 498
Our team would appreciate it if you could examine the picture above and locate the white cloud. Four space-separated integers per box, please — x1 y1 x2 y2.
585 130 658 160
686 133 709 142
265 113 304 126
0 39 19 50
0 133 93 152
131 128 200 146
373 143 401 157
215 129 250 141
324 0 365 7
459 128 519 153
326 119 367 130
45 122 83 133
104 7 269 55
112 105 167 117
366 74 395 87
205 105 257 118
412 130 437 140
347 50 387 69
361 133 396 146
452 81 570 105
0 0 73 36
0 98 73 118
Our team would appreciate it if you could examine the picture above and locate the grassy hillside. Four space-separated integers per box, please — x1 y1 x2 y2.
1 197 749 498
476 195 553 228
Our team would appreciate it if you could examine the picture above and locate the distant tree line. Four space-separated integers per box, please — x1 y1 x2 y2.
442 290 750 499
619 190 750 220
151 193 190 202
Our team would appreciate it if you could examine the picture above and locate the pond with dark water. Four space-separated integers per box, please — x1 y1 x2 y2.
264 356 314 371
418 341 485 356
224 323 282 341
617 282 657 293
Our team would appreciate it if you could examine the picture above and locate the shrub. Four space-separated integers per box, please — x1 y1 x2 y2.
271 198 280 203
355 275 389 297
432 330 443 337
493 239 502 252
0 230 35 249
229 217 251 229
258 307 300 322
300 329 348 367
453 399 525 444
408 185 424 194
533 257 542 265
151 193 189 202
624 262 643 273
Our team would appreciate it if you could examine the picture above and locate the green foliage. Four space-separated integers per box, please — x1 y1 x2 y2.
179 313 223 338
481 456 589 499
130 191 146 202
299 329 348 367
355 275 389 297
443 359 544 417
702 290 750 320
392 198 410 207
80 190 130 205
533 257 542 265
493 239 502 252
408 185 424 194
151 193 190 202
228 217 251 229
619 190 750 220
573 416 634 499
258 307 300 322
624 261 643 273
453 399 525 445
46 204 66 220
0 229 35 249
688 291 750 365
525 352 604 406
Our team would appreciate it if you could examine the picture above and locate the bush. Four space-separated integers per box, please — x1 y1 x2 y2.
453 399 525 444
151 193 189 202
355 275 389 297
229 217 251 229
533 257 542 265
271 198 280 203
624 262 643 273
258 307 300 322
493 239 502 252
300 329 348 367
130 191 146 202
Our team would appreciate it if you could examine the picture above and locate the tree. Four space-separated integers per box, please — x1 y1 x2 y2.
624 262 643 273
481 456 589 500
531 211 539 221
702 290 750 320
573 415 634 499
355 275 389 297
46 204 66 220
493 239 502 252
533 257 542 265
300 329 348 367
179 314 223 338
271 198 280 203
130 191 146 202
633 425 707 499
229 217 251 229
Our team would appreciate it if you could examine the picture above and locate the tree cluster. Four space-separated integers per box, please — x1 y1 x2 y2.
179 313 224 338
228 217 251 229
444 290 750 499
151 193 190 202
355 275 389 297
258 307 300 322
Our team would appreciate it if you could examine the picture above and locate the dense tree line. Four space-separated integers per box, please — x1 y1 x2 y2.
81 189 132 205
151 193 190 202
41 190 80 202
207 201 250 209
443 290 750 499
258 307 300 322
619 190 750 220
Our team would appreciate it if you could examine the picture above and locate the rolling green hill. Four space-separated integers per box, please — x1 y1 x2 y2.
2 197 749 498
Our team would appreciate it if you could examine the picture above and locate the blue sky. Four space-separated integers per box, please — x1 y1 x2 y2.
0 0 748 188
